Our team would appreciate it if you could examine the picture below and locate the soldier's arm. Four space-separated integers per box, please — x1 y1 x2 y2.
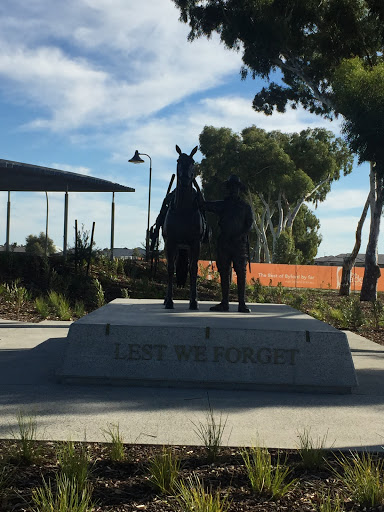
204 200 224 215
155 191 174 229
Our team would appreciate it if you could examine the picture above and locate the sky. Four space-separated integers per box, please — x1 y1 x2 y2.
0 0 372 257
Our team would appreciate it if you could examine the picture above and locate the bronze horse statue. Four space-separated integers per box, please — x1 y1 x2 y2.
153 145 206 310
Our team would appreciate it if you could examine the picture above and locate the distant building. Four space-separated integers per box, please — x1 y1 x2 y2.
102 247 146 260
314 254 384 268
0 244 26 253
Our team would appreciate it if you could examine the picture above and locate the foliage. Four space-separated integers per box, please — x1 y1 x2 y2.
332 451 384 508
147 447 180 494
173 0 384 299
35 296 50 318
198 125 350 263
274 229 301 264
332 58 384 166
48 291 72 320
56 441 90 490
31 473 94 512
370 300 384 330
316 491 345 512
12 411 38 464
101 424 125 462
191 400 228 463
297 428 328 470
25 232 56 257
241 446 296 499
174 474 231 512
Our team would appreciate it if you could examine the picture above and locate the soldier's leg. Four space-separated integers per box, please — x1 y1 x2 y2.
210 249 231 312
234 253 250 313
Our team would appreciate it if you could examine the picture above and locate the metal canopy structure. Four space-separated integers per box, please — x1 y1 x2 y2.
0 159 134 192
0 158 135 258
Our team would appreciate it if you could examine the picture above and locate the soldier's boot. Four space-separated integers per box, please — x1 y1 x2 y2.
237 271 250 313
210 270 230 312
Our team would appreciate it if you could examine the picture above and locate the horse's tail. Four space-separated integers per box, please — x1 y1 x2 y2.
176 249 189 287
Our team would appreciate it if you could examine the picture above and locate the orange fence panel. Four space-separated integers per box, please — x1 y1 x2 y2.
198 260 384 291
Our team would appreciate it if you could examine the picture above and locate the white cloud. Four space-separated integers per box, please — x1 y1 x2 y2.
0 0 242 131
316 189 369 212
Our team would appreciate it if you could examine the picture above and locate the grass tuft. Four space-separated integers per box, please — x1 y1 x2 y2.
191 398 228 463
331 451 384 508
12 410 38 464
241 446 297 499
297 428 328 469
174 474 231 512
147 447 180 494
56 441 90 490
101 423 125 462
31 473 94 512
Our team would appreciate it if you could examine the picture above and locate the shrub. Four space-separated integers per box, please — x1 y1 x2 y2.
175 474 231 512
147 447 180 494
241 446 296 499
332 451 384 508
31 473 94 512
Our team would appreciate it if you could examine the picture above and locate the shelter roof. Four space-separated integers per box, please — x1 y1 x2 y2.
0 159 134 192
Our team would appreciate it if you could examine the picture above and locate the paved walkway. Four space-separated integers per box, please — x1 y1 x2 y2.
0 319 384 451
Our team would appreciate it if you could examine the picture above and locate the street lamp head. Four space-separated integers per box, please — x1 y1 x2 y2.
128 150 145 164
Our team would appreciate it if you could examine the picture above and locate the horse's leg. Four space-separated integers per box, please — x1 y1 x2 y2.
164 244 175 309
188 242 200 310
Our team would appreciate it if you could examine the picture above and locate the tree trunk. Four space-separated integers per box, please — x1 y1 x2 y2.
360 163 384 301
339 192 370 296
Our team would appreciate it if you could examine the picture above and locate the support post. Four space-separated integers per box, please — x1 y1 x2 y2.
6 192 10 253
45 191 49 257
63 190 68 260
110 192 115 261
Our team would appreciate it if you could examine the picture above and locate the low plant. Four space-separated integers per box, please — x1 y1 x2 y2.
94 278 105 308
332 451 384 508
31 473 94 512
57 441 90 490
0 464 14 498
48 291 72 320
340 297 364 330
370 299 384 329
316 490 345 512
121 288 130 299
147 446 180 494
191 400 228 463
35 296 50 318
101 423 125 462
73 301 85 318
174 474 231 512
12 410 38 463
241 446 296 499
297 428 328 469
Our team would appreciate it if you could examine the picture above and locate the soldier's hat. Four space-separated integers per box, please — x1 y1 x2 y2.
225 174 246 191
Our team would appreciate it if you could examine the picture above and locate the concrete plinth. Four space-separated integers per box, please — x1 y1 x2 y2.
58 299 358 394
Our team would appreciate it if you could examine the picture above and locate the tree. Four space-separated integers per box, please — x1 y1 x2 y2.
197 125 351 263
173 0 384 300
25 232 56 256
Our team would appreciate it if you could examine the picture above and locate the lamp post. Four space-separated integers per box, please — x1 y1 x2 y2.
129 150 152 261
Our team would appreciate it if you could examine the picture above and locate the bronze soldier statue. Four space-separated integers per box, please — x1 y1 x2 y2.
205 175 253 313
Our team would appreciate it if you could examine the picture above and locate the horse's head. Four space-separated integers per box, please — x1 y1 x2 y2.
176 145 198 187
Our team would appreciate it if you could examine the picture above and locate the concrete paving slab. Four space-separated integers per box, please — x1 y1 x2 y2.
0 314 383 451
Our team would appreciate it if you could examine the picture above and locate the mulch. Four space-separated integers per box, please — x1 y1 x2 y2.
1 441 383 512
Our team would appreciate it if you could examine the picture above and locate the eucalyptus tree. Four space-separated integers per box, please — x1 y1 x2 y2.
198 125 351 263
173 0 384 299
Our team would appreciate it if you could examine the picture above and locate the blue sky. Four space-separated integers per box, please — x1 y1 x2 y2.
0 0 371 257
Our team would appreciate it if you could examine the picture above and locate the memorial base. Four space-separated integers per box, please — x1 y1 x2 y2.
58 299 358 394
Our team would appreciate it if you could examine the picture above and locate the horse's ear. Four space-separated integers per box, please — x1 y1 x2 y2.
190 146 198 158
176 145 182 155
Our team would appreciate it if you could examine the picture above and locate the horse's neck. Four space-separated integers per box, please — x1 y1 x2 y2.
175 184 194 209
